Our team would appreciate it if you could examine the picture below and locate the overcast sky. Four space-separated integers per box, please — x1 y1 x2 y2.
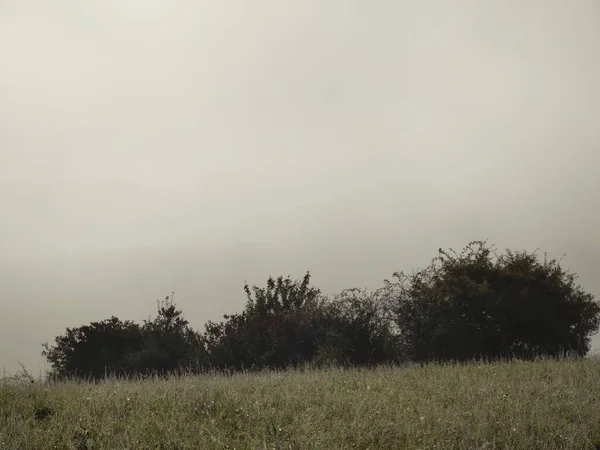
1 0 599 375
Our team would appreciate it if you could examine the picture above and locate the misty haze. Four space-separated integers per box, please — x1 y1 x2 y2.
1 0 599 376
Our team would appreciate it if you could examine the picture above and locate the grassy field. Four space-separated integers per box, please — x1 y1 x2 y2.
2 358 600 450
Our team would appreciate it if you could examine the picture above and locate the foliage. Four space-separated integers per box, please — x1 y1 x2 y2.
42 316 144 380
202 272 333 370
126 293 207 376
383 240 600 362
41 242 600 378
42 295 206 380
317 288 399 366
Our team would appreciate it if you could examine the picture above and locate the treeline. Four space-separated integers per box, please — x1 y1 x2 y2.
42 241 600 380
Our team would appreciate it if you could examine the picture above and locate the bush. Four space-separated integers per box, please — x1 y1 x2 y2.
201 272 332 371
42 316 144 380
42 241 600 376
320 288 399 366
42 294 207 380
382 241 600 362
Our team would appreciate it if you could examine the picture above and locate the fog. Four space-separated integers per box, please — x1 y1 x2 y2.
1 0 599 375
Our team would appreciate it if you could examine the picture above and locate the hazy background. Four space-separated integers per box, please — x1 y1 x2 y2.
1 0 599 375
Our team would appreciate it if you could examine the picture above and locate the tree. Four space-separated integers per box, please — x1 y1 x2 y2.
42 294 207 380
320 288 398 366
126 293 208 376
44 241 596 377
383 241 600 362
202 272 332 370
42 316 144 380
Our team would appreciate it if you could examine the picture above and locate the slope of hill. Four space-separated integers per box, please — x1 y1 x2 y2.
2 357 600 449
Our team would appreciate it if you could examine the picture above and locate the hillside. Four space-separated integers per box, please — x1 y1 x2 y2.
2 357 600 449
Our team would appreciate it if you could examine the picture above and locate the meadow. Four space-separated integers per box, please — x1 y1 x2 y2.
2 357 600 450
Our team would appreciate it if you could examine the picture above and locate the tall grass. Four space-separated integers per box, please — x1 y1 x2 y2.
2 357 600 449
